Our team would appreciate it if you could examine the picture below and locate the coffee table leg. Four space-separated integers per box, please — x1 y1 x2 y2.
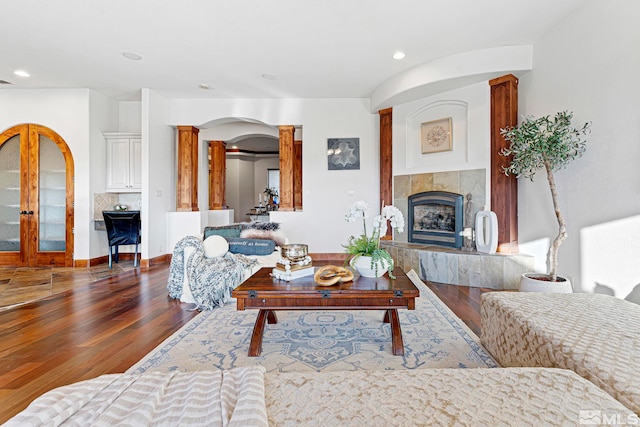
386 309 404 356
267 310 278 324
249 309 270 357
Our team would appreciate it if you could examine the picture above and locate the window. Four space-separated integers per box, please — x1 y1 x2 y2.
267 169 279 196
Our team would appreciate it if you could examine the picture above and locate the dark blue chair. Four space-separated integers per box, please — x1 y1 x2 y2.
102 211 141 268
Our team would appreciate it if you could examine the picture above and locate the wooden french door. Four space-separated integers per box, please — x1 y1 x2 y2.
0 124 74 266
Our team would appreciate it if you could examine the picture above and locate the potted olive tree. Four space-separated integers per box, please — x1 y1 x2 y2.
500 111 591 292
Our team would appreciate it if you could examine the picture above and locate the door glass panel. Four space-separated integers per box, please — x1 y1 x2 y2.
0 135 21 252
39 135 66 251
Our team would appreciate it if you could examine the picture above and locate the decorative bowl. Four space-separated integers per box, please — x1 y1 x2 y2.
281 244 308 262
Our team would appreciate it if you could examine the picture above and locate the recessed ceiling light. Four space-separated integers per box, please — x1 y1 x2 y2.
198 83 211 90
14 70 30 77
262 73 277 80
392 51 406 60
122 52 142 61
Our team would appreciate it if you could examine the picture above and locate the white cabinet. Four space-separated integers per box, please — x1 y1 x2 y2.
104 132 141 192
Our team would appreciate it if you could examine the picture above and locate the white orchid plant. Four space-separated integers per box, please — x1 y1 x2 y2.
343 201 405 278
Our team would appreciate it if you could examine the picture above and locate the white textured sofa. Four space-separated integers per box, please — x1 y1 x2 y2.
8 289 640 425
178 244 280 305
170 222 286 308
6 366 634 426
481 291 640 415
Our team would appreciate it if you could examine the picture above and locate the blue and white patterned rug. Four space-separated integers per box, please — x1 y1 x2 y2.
128 270 497 374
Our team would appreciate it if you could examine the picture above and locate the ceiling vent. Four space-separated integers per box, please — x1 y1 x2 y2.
0 80 13 85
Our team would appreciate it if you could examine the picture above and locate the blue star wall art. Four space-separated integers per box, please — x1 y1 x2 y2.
327 137 360 170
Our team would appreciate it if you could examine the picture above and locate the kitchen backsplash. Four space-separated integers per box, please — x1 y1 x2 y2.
94 193 142 220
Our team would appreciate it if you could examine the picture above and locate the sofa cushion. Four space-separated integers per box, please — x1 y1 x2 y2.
203 224 244 239
203 235 229 258
245 221 280 231
240 229 287 247
226 238 276 256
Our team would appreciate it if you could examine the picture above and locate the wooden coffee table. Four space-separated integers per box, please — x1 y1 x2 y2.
231 265 419 357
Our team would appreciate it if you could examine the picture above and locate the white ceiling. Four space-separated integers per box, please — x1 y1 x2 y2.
1 0 583 102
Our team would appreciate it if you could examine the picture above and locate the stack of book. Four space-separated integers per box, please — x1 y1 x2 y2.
271 260 314 281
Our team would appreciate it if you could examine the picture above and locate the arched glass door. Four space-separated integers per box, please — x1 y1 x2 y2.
0 134 21 262
0 124 74 266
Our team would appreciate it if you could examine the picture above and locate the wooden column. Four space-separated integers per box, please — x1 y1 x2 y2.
208 140 226 210
278 125 295 211
293 139 303 211
379 107 393 237
489 74 519 253
176 126 199 212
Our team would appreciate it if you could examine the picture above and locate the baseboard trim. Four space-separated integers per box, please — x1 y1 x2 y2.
140 254 171 271
74 252 343 269
74 253 170 269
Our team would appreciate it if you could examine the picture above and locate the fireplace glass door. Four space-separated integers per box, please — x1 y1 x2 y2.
408 191 464 248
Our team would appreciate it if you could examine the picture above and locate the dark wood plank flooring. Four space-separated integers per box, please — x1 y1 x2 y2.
0 264 493 423
0 265 198 424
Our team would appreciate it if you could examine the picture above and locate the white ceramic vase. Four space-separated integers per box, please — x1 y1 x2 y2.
351 255 389 278
519 273 573 293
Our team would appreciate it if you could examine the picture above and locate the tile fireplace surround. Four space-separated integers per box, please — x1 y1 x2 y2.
389 169 533 290
382 241 534 290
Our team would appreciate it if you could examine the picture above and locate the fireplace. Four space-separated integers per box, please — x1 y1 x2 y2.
408 191 463 248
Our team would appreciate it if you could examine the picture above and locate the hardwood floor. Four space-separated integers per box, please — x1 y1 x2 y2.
423 280 494 336
0 263 493 423
0 264 198 424
0 261 138 309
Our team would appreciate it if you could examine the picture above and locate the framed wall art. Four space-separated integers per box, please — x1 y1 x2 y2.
327 137 360 170
421 117 452 154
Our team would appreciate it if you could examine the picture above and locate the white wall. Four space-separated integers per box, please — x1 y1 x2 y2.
226 157 241 220
88 91 119 258
142 89 175 259
238 157 256 222
254 155 279 203
118 101 142 133
167 98 378 253
223 155 257 222
392 82 492 202
0 89 96 261
519 0 640 295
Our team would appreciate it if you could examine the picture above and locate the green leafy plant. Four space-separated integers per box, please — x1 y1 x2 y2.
263 187 278 198
343 201 404 278
500 111 591 282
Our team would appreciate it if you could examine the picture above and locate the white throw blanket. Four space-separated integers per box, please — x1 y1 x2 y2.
167 236 258 310
4 367 268 427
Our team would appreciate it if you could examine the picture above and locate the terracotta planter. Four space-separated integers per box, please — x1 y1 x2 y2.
519 273 573 293
351 255 389 278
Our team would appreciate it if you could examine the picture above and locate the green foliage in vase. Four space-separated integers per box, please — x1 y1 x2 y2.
500 111 591 282
263 187 278 197
343 201 404 278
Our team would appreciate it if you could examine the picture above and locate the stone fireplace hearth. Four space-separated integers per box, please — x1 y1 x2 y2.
390 168 533 289
381 241 533 290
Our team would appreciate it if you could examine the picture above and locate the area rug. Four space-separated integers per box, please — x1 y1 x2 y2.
128 270 497 374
